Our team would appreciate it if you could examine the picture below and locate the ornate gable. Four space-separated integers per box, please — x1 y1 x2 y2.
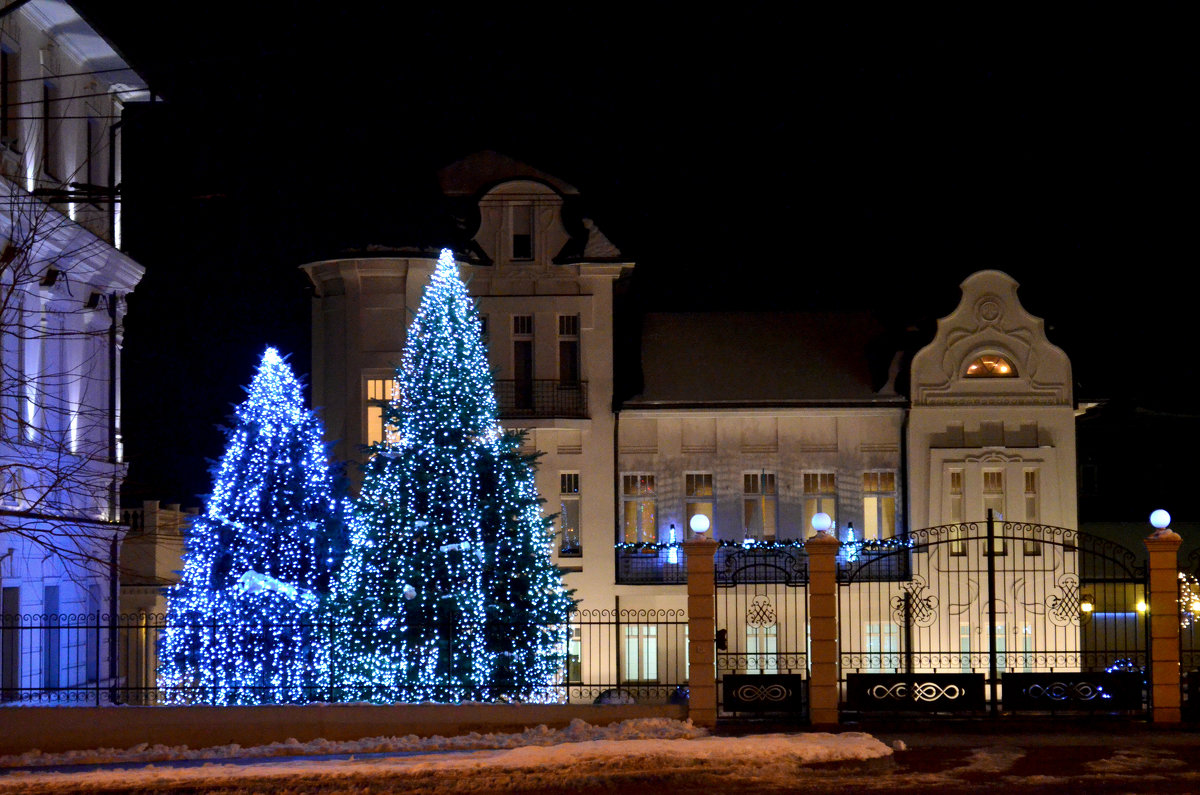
910 270 1071 407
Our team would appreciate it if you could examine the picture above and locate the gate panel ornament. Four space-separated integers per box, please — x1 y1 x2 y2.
846 673 985 712
722 674 807 713
746 595 777 627
1003 672 1143 711
890 575 939 627
1046 573 1082 627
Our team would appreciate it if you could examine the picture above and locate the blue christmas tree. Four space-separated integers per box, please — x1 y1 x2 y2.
332 248 572 702
160 348 344 704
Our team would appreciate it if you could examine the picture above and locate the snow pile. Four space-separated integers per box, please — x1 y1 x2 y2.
0 731 893 794
0 717 705 769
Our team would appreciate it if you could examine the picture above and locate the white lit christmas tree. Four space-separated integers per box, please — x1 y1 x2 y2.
331 248 572 702
160 348 344 704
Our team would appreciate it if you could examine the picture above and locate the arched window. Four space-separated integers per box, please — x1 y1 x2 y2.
965 354 1017 378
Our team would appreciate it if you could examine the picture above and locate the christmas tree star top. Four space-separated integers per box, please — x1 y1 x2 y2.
398 248 499 443
435 247 457 277
239 346 305 429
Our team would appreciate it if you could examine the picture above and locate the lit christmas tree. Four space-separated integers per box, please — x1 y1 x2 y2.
479 431 576 701
160 348 344 704
332 248 572 702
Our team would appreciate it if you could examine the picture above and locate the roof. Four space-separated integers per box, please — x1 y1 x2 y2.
21 0 149 101
624 312 908 408
438 151 580 197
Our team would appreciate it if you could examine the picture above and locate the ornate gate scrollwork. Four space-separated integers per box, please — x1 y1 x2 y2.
890 575 939 628
1046 573 1082 627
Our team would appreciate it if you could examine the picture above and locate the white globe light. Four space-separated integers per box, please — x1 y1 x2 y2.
1150 509 1171 530
689 514 710 534
811 512 833 533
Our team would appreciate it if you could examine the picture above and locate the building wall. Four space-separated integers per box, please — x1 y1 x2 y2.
304 175 631 615
907 270 1077 531
0 1 145 700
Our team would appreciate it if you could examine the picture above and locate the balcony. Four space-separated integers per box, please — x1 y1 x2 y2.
616 545 688 584
494 380 588 419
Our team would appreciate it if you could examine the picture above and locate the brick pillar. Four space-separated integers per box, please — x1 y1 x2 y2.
806 531 841 727
684 537 718 728
1145 527 1183 724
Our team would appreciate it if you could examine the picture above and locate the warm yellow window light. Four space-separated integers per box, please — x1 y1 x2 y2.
965 354 1018 378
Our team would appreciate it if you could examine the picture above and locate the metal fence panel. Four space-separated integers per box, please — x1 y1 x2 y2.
838 519 1148 715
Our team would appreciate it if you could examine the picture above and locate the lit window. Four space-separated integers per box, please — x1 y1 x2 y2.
948 469 966 556
365 377 399 447
623 624 658 682
862 471 896 541
685 473 714 539
802 472 836 535
745 625 777 674
743 472 777 541
984 469 1006 554
1023 469 1040 555
559 473 581 557
965 354 1017 378
621 474 657 544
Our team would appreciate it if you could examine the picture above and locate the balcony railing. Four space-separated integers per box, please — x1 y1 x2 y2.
494 380 588 419
616 545 688 584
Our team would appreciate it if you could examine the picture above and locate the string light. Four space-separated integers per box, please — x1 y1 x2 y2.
330 248 573 703
159 348 344 704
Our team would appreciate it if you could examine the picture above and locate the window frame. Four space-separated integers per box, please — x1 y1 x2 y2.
363 374 400 449
621 473 658 544
802 471 836 536
861 470 897 541
684 471 714 539
558 472 581 557
742 471 778 542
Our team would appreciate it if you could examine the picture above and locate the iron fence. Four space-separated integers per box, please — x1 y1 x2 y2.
838 518 1149 715
1181 572 1200 721
0 608 688 706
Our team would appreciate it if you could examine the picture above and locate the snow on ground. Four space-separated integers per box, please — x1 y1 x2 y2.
0 720 893 794
0 717 705 769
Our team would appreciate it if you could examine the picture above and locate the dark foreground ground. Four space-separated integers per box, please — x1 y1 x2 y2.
714 717 1200 794
2 718 1198 794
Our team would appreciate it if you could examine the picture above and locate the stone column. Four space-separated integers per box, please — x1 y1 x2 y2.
1145 527 1183 724
684 537 719 728
806 531 841 727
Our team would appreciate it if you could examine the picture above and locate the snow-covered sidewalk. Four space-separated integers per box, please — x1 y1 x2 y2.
0 719 892 793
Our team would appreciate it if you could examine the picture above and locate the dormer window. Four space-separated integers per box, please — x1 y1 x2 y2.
511 204 533 260
965 354 1017 378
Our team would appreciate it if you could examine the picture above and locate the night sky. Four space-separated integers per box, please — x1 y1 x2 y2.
69 6 1196 517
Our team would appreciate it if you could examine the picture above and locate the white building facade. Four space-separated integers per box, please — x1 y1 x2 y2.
0 0 145 700
304 153 1082 630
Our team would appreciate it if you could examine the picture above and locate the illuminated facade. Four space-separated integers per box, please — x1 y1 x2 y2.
304 153 1079 621
0 1 146 699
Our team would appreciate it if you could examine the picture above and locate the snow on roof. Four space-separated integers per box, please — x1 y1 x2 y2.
627 312 907 407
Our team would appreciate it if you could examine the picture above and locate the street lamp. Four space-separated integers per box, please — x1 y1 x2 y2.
811 512 833 535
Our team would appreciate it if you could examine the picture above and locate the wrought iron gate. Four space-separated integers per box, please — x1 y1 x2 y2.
839 514 1148 715
715 544 809 718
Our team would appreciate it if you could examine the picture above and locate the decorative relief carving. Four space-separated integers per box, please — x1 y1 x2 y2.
975 295 1003 324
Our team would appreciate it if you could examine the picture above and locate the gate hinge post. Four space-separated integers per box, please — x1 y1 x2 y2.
807 531 842 727
1144 525 1183 724
685 537 719 728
